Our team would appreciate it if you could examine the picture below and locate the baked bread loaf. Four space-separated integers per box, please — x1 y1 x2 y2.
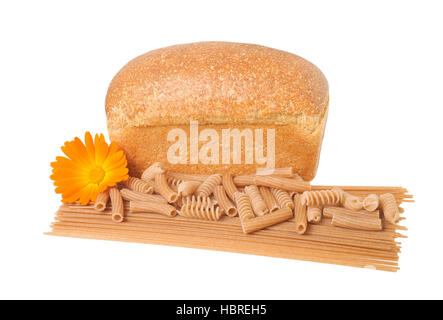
105 42 329 181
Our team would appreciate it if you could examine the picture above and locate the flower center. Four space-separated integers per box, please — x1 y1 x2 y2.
88 166 105 184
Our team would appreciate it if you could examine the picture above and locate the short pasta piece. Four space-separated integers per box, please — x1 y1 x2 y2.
343 193 363 211
177 180 201 197
379 193 400 224
109 187 124 223
301 188 344 207
154 173 179 203
123 176 154 194
244 185 268 216
93 190 109 211
306 206 322 224
129 200 177 217
324 207 380 219
363 194 379 212
214 185 237 217
233 175 256 187
234 192 255 225
222 173 238 201
120 188 167 203
242 208 293 234
141 162 165 182
271 188 294 209
294 194 308 234
330 208 382 231
256 167 293 177
196 174 222 197
254 175 311 193
259 187 279 213
179 196 222 221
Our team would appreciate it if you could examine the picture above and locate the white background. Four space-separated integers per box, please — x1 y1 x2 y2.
0 0 442 299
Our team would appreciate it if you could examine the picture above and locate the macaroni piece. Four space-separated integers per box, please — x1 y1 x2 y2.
254 175 311 192
242 208 293 234
244 185 269 216
154 173 179 203
141 162 165 182
294 194 308 234
93 190 109 211
129 200 177 217
222 173 239 201
120 188 167 203
214 185 237 217
233 175 256 187
109 187 124 223
196 174 222 197
331 209 382 231
259 187 279 213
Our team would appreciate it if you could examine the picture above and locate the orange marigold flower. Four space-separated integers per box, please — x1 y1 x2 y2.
50 132 129 205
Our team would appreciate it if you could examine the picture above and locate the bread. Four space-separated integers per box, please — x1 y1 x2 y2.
105 42 329 181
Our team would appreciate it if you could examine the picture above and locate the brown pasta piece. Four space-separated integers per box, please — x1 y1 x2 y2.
177 181 201 197
294 194 308 234
330 208 382 231
379 193 400 224
244 185 268 216
242 208 293 234
255 167 293 177
363 194 379 212
129 200 177 217
196 174 222 197
324 206 380 219
109 187 124 223
222 173 239 201
233 175 256 187
179 196 222 221
93 190 109 211
301 188 344 207
254 175 311 193
120 188 167 203
234 192 255 225
123 176 154 194
154 173 179 203
213 185 237 217
141 162 165 182
307 206 322 224
271 188 294 209
259 187 279 213
343 193 363 211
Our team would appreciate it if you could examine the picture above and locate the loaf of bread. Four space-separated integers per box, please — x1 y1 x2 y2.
105 42 329 181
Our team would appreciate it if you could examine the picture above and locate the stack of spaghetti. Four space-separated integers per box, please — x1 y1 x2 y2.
47 166 412 272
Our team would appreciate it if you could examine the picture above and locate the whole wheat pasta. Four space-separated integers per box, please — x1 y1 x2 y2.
141 162 165 182
307 206 322 224
379 193 400 224
233 175 256 187
324 207 381 219
167 175 184 188
259 187 279 213
123 176 154 194
254 175 311 192
271 188 294 209
129 200 177 217
244 185 269 216
109 187 124 223
363 194 379 212
177 181 201 197
294 194 308 234
301 188 344 207
242 208 293 234
256 167 293 177
196 174 222 197
331 210 382 231
234 192 255 224
214 185 237 217
222 173 238 200
94 190 109 211
343 193 363 211
154 173 179 203
120 188 167 204
179 196 222 221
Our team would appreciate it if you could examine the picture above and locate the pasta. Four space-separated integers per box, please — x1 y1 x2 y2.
330 208 382 231
233 175 256 187
324 207 381 219
363 194 379 212
196 174 222 197
242 208 293 234
222 173 238 201
343 193 363 211
244 185 269 216
307 206 322 224
129 200 177 217
177 181 201 197
120 188 167 203
93 190 109 211
154 173 179 203
294 194 308 234
213 185 237 217
141 162 165 182
234 192 255 224
254 175 311 193
123 176 154 194
301 188 344 207
379 193 400 224
256 167 293 177
109 187 124 223
179 196 222 221
259 187 279 213
271 188 294 209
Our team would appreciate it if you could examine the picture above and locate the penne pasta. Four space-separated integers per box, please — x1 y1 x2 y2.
222 173 238 201
233 175 256 187
379 193 400 224
323 207 381 220
254 175 311 192
120 188 167 204
123 176 154 194
307 206 322 224
214 185 237 217
271 188 294 209
343 193 363 211
330 208 382 231
196 174 222 197
93 190 109 211
109 187 124 223
259 187 279 213
244 185 268 216
154 173 179 203
177 180 201 197
141 162 165 182
363 194 379 212
294 194 308 234
129 200 177 217
242 208 293 234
